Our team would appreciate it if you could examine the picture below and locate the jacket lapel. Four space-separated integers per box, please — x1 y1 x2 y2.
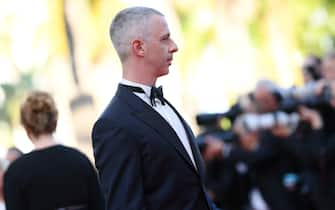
116 85 199 174
164 99 206 178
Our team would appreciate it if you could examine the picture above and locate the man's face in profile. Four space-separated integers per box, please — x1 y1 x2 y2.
144 15 178 78
254 88 278 113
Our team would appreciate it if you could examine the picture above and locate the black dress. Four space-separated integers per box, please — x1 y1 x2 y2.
4 145 104 210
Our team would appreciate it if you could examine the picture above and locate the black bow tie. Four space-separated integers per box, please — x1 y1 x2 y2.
120 84 165 106
150 86 165 106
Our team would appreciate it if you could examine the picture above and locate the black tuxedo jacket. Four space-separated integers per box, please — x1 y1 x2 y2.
92 84 218 210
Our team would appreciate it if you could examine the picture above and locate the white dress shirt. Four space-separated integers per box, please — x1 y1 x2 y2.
120 79 197 169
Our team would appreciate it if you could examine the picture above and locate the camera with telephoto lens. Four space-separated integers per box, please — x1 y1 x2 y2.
195 103 243 128
195 102 243 154
280 83 332 113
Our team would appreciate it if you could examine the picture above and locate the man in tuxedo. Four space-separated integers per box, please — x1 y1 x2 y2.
92 7 219 210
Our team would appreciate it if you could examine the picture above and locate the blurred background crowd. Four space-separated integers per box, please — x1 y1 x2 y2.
1 0 335 210
196 51 335 210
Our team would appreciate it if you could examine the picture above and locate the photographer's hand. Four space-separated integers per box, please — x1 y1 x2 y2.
271 125 292 138
314 79 327 96
233 116 260 151
298 106 323 129
238 133 259 151
203 135 224 161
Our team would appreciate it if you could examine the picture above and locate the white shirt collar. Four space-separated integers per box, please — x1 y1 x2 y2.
120 79 152 98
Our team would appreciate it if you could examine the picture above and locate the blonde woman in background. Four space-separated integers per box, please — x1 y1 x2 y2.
4 91 104 210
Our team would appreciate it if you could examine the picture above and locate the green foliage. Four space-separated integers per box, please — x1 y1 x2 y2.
173 1 216 78
248 0 267 48
0 72 34 128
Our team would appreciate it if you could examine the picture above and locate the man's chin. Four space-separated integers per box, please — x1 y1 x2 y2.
157 69 170 77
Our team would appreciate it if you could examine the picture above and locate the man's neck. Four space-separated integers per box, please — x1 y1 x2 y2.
122 76 156 86
122 61 157 86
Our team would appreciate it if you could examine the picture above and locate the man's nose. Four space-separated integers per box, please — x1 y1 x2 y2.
170 39 178 53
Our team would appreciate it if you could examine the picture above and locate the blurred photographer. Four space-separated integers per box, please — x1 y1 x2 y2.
274 105 335 210
253 80 282 113
197 51 335 210
284 54 322 101
202 97 311 210
302 54 322 84
197 94 257 210
281 56 335 210
204 100 335 210
316 51 335 137
203 115 300 210
282 52 335 137
202 133 251 210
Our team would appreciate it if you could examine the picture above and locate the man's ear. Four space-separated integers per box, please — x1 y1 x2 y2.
132 39 145 57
